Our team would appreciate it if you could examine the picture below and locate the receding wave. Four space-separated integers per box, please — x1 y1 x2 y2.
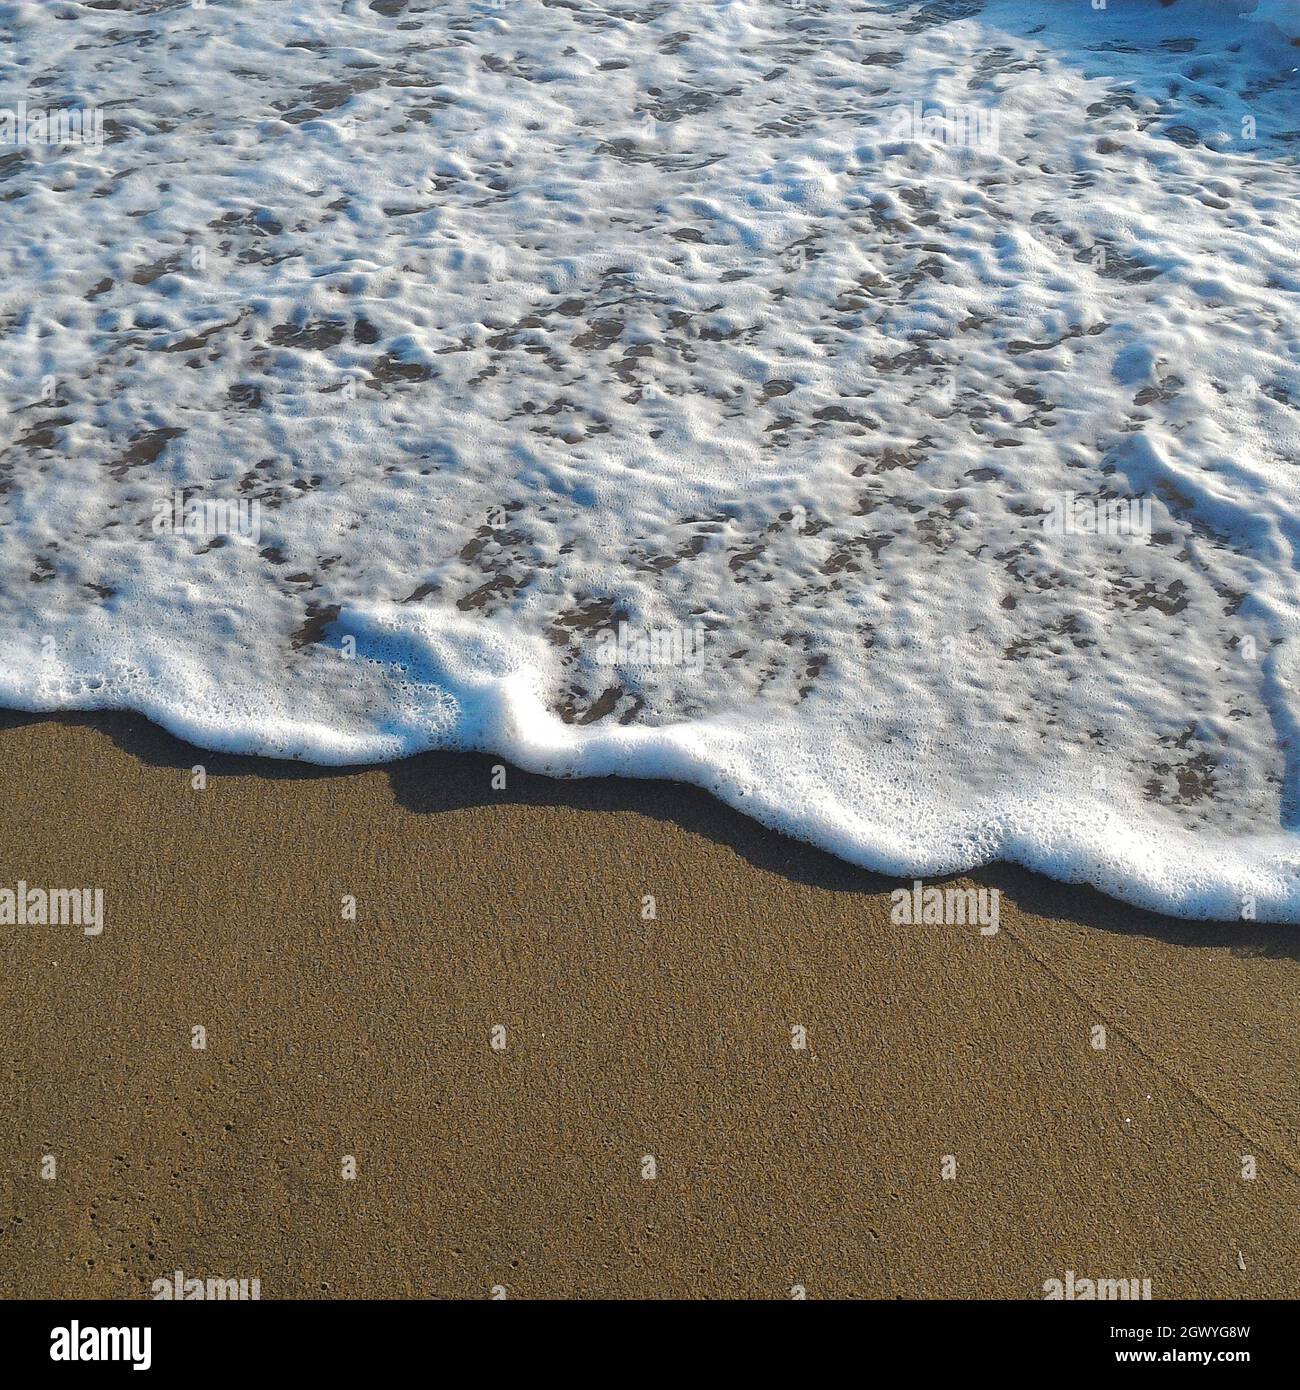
2 0 1300 919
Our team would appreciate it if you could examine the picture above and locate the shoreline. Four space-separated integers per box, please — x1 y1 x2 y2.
3 709 1298 1298
2 706 1293 936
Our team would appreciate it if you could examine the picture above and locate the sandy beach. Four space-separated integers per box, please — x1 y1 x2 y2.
2 709 1297 1300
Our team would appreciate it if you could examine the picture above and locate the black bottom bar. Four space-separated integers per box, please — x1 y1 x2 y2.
1 1298 1285 1375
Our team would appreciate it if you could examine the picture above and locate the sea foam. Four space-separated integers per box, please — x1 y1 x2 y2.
2 0 1300 920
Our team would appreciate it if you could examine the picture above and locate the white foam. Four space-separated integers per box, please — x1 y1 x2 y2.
3 0 1300 920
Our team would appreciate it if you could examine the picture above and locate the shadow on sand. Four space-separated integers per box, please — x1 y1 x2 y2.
4 707 1298 963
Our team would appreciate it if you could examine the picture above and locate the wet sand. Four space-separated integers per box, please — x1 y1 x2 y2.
1 709 1298 1299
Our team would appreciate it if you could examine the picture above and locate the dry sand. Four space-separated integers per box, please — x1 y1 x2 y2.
2 709 1298 1299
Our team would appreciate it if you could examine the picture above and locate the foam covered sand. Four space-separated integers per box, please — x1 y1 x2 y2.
2 0 1300 917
